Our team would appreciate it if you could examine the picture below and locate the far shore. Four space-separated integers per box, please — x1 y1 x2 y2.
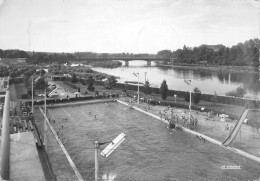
156 63 259 74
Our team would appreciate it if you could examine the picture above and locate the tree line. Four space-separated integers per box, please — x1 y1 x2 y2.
156 38 260 66
0 49 154 64
1 38 259 66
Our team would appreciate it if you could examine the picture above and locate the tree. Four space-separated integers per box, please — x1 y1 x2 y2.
34 77 49 91
226 86 247 98
236 86 247 98
35 69 46 76
71 73 77 83
104 76 117 89
211 91 218 105
3 70 9 77
184 92 190 102
193 87 202 105
160 79 168 100
9 72 17 78
87 76 95 91
24 70 35 77
144 80 151 94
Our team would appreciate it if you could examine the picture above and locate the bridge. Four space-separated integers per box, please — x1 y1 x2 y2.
70 57 171 66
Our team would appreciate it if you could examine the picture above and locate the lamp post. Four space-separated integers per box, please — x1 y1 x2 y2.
94 141 99 181
94 133 125 181
44 88 47 149
144 72 147 83
184 79 192 123
133 73 140 104
189 82 192 123
31 75 34 113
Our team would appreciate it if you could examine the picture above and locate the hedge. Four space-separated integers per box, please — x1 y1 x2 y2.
95 81 259 108
28 93 120 106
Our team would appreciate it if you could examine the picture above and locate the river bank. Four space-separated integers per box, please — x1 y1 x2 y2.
156 63 259 74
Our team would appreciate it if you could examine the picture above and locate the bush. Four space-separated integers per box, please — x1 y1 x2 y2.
226 86 246 98
184 92 190 102
87 87 95 91
193 87 201 105
71 73 77 83
80 79 87 85
63 81 78 89
245 101 255 109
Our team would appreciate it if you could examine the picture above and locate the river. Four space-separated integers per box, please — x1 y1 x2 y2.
91 60 260 99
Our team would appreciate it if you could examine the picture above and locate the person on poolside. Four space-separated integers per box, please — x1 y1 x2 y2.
168 120 176 134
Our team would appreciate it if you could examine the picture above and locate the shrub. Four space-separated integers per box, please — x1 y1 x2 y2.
87 76 95 91
193 87 201 105
63 81 78 89
226 86 246 98
87 87 95 91
71 73 77 83
144 80 152 94
184 92 190 102
104 76 117 89
80 79 87 85
245 100 255 109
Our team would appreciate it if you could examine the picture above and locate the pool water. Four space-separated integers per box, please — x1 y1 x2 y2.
47 102 260 180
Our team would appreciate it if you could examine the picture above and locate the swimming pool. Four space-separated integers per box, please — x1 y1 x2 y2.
46 102 260 180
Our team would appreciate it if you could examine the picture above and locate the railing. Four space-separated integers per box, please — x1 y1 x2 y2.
0 89 10 180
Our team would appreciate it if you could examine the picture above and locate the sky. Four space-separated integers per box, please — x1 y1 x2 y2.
0 0 259 53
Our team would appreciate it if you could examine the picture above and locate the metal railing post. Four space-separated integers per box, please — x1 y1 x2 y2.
0 89 10 180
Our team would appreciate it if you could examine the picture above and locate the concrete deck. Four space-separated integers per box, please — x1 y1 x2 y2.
0 132 45 181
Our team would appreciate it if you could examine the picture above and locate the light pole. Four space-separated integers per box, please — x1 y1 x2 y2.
144 72 147 83
94 141 99 181
94 133 125 181
44 88 47 149
31 75 34 113
184 79 192 123
189 81 192 123
133 73 140 104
